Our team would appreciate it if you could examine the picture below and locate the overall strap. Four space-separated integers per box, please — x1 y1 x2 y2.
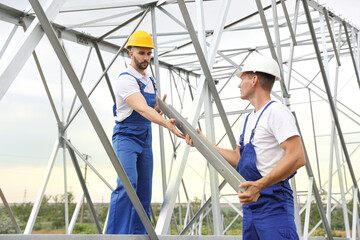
239 113 251 147
119 72 145 90
249 100 275 141
149 76 157 94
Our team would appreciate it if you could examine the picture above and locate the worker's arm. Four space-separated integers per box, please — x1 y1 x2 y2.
186 128 241 168
125 92 184 139
238 135 306 204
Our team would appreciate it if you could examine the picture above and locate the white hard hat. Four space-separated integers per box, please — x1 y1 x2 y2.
236 54 281 81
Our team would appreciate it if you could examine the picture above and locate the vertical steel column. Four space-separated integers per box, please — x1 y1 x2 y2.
0 188 22 234
352 188 359 240
195 0 223 234
302 0 360 205
29 1 158 238
150 5 167 200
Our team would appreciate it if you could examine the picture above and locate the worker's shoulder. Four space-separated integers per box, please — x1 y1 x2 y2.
268 101 293 116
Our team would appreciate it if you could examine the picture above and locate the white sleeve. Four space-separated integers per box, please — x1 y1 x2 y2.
268 104 299 144
115 75 140 100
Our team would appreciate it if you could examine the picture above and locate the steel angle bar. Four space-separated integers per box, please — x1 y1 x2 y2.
343 21 360 90
68 193 84 234
66 142 102 233
29 0 158 238
0 24 17 59
323 8 341 66
0 188 21 234
0 0 66 101
302 0 360 206
158 98 246 191
177 0 236 148
64 138 114 191
255 0 289 100
98 8 149 41
93 42 115 103
25 140 60 234
280 0 297 45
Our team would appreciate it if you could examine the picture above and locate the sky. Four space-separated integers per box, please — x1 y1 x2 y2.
0 0 360 207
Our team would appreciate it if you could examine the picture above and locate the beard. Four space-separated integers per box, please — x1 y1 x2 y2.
134 55 149 70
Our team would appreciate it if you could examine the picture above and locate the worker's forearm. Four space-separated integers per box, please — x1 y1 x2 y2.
257 154 305 190
212 145 240 168
137 105 168 127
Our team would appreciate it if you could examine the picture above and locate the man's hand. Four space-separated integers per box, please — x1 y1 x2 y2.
238 181 263 205
185 128 207 147
165 118 185 139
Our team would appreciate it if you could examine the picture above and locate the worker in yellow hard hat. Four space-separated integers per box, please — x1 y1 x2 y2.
107 30 184 235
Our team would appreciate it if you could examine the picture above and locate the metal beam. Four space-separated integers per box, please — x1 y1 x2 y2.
0 0 66 101
66 141 102 233
0 188 22 234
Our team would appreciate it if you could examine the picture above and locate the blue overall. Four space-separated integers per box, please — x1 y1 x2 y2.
107 72 156 234
236 101 298 240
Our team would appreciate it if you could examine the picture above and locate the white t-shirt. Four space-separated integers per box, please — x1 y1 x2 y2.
237 101 299 177
114 65 156 122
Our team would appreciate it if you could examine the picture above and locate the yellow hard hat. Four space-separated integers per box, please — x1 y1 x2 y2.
126 30 155 50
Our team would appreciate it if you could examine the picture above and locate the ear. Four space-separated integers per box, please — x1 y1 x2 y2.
252 75 258 86
128 50 133 58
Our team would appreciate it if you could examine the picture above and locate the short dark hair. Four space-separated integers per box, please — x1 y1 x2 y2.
246 71 275 91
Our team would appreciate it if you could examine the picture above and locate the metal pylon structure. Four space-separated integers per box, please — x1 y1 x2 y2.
0 0 359 239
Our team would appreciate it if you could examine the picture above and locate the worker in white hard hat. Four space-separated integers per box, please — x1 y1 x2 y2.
186 54 305 239
107 30 184 235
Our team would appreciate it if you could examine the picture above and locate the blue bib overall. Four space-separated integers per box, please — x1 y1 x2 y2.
236 101 298 240
107 72 156 234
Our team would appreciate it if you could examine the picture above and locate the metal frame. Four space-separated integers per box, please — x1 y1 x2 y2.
0 0 360 239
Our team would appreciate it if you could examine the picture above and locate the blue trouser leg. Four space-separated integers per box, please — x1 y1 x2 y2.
107 124 153 234
107 136 140 234
130 140 153 234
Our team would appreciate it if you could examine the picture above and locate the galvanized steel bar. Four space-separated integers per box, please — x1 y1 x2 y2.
158 98 246 191
66 142 102 233
323 7 341 66
343 21 360 90
0 188 22 234
93 42 115 103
